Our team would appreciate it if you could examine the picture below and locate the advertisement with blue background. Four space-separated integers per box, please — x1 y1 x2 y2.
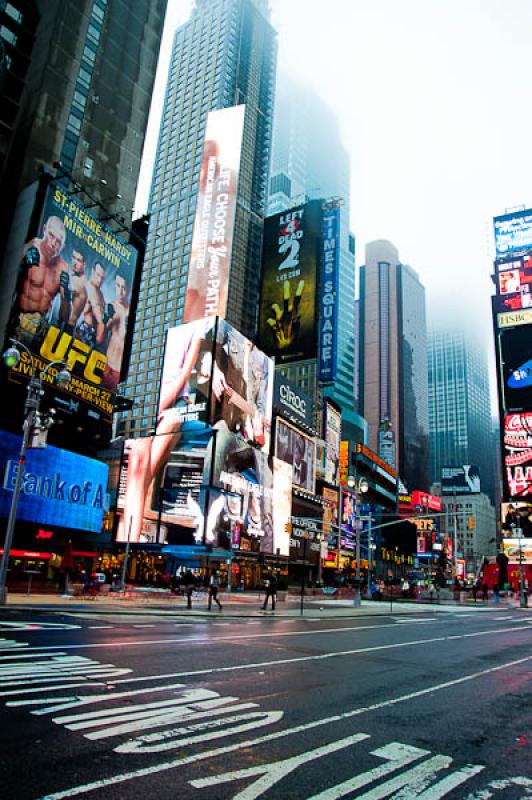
0 431 108 532
494 208 532 259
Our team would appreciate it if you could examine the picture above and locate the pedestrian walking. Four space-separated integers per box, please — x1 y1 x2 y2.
262 570 277 611
208 570 223 610
472 578 480 603
482 582 489 602
182 570 197 609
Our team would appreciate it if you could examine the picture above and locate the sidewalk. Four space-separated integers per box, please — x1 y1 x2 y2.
1 590 527 619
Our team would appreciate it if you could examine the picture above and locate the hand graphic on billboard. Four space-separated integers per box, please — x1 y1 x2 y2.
266 279 304 349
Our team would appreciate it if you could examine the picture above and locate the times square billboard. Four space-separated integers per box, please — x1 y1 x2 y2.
503 412 532 500
115 317 294 553
494 254 532 313
494 208 532 259
3 183 138 424
498 326 532 412
182 105 245 324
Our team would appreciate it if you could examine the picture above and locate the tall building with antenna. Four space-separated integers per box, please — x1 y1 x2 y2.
119 0 277 438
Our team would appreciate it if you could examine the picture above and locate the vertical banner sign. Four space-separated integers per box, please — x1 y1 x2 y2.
183 105 245 323
258 200 322 363
5 184 138 422
324 402 342 485
339 440 349 486
318 204 340 382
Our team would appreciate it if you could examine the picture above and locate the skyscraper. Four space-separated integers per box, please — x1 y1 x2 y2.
266 78 357 420
0 0 166 246
0 0 166 450
359 239 429 490
120 0 277 438
428 326 497 504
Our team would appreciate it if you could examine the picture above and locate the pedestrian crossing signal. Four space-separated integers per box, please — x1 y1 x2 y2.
469 516 475 529
285 522 292 533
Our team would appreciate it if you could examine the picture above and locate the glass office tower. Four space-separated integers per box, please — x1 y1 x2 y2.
359 240 429 490
120 0 277 437
428 326 496 504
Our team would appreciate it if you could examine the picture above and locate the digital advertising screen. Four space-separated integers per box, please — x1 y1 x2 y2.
502 537 532 564
5 183 138 422
182 105 245 323
324 402 341 485
289 513 321 565
0 430 108 533
159 317 216 427
116 440 208 545
494 208 532 258
258 199 322 363
275 418 316 493
205 489 243 551
495 255 532 312
500 501 532 537
206 427 291 555
315 438 327 481
503 412 532 500
441 465 481 495
322 486 339 548
211 318 274 454
499 326 532 411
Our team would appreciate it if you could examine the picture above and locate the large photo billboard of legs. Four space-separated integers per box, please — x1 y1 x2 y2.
117 318 215 543
210 318 274 453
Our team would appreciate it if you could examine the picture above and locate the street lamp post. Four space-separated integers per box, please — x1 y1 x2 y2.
0 340 71 605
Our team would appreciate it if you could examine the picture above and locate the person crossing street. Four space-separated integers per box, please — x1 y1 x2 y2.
262 570 278 611
208 569 223 611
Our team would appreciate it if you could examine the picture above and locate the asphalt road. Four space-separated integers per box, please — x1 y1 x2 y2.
0 606 530 800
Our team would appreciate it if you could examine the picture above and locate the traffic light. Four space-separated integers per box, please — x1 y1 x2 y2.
284 521 292 534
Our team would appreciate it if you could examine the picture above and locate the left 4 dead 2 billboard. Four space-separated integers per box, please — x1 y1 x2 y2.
258 200 323 363
5 184 138 422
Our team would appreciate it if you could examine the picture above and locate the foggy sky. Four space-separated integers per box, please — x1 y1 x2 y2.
136 0 532 408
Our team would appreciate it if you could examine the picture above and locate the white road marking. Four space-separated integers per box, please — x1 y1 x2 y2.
9 681 194 710
191 739 422 798
0 621 80 631
410 765 487 799
0 638 27 649
35 653 531 799
1 617 528 657
309 755 455 800
88 701 260 742
190 733 372 798
88 626 114 630
0 682 107 697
